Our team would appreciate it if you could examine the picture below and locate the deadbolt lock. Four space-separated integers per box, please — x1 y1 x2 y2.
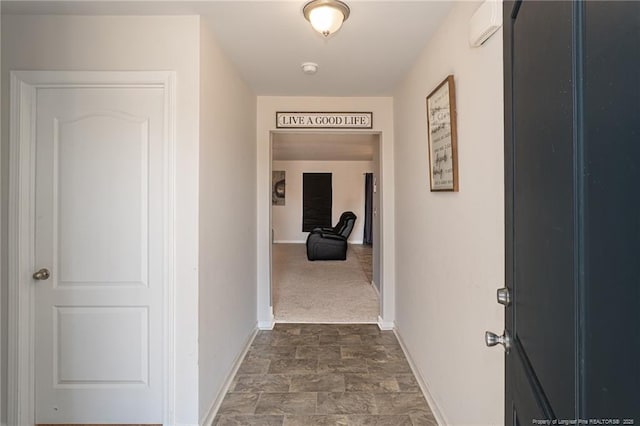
497 287 511 306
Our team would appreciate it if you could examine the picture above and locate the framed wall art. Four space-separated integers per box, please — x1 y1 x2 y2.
426 75 459 192
272 170 286 206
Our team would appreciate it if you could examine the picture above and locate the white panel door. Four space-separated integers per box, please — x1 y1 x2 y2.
34 86 165 423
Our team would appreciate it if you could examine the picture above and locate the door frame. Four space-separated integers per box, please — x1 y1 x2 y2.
7 70 177 425
268 130 384 323
256 99 396 330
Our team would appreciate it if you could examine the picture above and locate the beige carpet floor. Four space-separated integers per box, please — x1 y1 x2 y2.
351 243 374 283
272 243 379 323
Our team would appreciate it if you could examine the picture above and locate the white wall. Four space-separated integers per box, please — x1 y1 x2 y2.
257 97 395 329
1 15 201 424
198 19 257 423
393 2 504 425
0 10 3 426
272 160 373 244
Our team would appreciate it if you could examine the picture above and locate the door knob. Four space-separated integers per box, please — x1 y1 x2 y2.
497 287 511 306
33 268 50 281
485 330 511 353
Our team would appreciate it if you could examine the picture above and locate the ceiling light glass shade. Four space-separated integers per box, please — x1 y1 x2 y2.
309 5 343 36
303 0 350 37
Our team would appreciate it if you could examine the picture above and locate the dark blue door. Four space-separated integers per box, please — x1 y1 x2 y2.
503 1 640 423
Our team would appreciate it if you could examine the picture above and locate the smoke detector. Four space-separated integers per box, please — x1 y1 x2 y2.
301 62 319 75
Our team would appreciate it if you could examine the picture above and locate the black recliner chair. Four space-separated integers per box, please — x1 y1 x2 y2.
306 211 357 261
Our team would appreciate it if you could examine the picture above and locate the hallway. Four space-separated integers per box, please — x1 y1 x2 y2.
1 2 505 424
215 324 436 425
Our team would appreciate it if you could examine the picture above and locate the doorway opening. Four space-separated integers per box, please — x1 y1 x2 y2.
270 131 382 323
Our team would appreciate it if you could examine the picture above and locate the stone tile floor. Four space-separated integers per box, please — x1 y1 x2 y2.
214 323 437 426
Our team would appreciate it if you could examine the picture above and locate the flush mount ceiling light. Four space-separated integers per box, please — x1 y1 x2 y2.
303 0 351 38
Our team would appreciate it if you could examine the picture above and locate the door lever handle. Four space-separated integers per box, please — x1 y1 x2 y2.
33 268 50 281
485 330 511 353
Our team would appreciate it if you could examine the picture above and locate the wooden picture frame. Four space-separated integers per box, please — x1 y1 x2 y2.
426 75 459 192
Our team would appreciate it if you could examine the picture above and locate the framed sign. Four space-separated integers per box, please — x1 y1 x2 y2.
276 112 372 129
426 75 459 192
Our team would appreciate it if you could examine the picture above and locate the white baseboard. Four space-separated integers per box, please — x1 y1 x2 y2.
258 308 275 330
377 316 394 330
394 327 448 426
273 240 365 244
276 320 378 324
258 320 275 329
199 326 259 426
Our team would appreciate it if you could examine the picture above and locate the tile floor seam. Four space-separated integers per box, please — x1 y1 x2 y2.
253 391 264 416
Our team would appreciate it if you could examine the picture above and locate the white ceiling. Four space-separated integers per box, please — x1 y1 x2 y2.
201 1 454 96
2 0 455 96
272 132 378 161
3 0 453 160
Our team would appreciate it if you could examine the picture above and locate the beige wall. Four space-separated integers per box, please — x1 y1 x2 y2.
393 2 504 425
198 19 257 424
257 97 395 329
0 10 3 425
1 15 201 424
272 160 373 244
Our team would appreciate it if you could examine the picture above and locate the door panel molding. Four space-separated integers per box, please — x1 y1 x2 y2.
8 71 177 425
512 337 554 419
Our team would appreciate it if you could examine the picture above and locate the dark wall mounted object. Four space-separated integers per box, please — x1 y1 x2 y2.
302 173 332 232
